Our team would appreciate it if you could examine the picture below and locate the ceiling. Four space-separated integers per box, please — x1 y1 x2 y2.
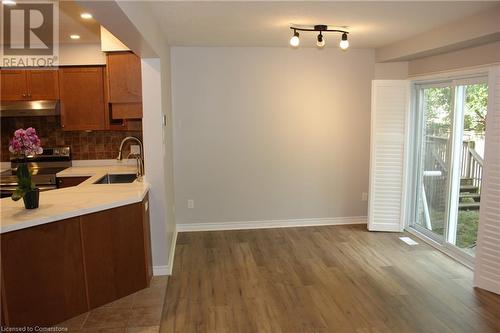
59 1 100 44
149 1 500 48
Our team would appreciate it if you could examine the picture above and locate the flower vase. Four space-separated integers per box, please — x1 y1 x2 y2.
23 188 40 209
14 163 39 209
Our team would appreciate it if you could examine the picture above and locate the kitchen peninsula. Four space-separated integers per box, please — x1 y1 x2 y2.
0 165 152 327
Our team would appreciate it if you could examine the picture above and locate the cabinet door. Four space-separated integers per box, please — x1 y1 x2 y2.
56 176 90 188
59 67 106 131
107 52 142 104
111 102 143 119
0 217 88 327
27 69 59 100
0 70 28 101
81 202 149 308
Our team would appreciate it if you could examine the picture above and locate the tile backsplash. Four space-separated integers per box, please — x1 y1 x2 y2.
1 116 142 161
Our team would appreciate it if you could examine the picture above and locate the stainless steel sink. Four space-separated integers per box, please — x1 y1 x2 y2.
93 173 137 184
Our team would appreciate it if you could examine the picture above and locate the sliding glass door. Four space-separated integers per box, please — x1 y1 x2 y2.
450 81 488 256
414 85 453 241
410 78 488 261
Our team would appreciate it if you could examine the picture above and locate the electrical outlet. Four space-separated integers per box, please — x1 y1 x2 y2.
188 199 194 209
130 145 141 155
362 192 368 201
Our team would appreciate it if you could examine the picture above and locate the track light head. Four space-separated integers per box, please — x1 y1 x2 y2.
316 33 325 48
339 32 349 50
290 30 300 47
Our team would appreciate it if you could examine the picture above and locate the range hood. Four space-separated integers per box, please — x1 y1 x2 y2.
0 100 59 117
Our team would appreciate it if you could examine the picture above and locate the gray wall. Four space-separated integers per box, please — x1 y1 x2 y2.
171 47 374 225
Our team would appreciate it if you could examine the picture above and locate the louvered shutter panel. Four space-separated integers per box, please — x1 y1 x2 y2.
474 67 500 295
368 80 410 232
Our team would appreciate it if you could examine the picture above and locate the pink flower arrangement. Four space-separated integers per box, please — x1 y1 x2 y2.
9 127 43 157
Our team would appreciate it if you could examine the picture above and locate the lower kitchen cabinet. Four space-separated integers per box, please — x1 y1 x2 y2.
0 217 88 326
0 194 151 327
56 176 91 188
81 198 151 308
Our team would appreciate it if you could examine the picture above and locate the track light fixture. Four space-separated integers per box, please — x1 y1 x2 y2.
289 25 349 50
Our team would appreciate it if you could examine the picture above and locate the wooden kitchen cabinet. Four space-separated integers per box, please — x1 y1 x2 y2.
0 69 59 101
106 51 143 119
103 69 143 131
27 70 59 100
0 195 151 327
57 176 90 188
0 70 26 100
59 66 106 131
0 217 88 327
107 52 142 103
81 196 151 308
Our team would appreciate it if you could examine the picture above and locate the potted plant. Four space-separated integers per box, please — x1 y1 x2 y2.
8 128 43 209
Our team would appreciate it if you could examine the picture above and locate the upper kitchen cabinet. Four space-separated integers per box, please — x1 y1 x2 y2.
27 70 59 100
0 69 59 101
59 67 106 131
0 70 26 101
106 52 143 119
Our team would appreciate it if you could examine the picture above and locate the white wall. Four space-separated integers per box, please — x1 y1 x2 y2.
408 41 500 76
79 0 176 274
171 47 374 225
100 26 130 52
115 1 176 275
375 62 408 79
42 43 105 66
376 6 500 62
159 48 176 272
141 59 170 274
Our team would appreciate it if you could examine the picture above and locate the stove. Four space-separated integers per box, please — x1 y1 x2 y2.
0 146 72 198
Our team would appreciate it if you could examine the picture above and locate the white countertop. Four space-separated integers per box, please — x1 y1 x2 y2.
0 165 149 234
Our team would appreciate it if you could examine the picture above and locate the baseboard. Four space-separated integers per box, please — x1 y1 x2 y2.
153 265 169 276
367 223 404 232
153 227 178 276
176 216 367 232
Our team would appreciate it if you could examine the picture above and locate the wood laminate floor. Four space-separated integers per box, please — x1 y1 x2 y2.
160 225 500 333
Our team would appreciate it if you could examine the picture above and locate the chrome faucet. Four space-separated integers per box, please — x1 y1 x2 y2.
117 136 144 182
